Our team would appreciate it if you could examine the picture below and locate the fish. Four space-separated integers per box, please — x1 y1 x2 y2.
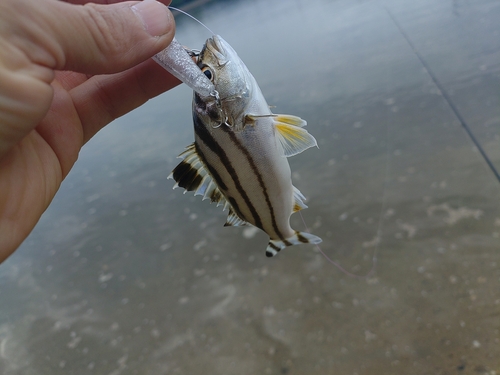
169 35 322 257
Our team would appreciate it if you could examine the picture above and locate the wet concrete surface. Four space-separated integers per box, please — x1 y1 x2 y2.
1 0 499 374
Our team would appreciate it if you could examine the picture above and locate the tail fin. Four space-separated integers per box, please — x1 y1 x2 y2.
266 231 322 257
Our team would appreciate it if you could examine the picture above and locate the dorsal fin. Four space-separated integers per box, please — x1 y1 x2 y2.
169 143 228 207
272 114 318 157
224 210 248 227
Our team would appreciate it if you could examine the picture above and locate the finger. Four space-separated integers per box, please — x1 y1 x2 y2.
11 0 175 75
54 71 92 91
0 0 175 158
64 0 171 6
69 59 180 143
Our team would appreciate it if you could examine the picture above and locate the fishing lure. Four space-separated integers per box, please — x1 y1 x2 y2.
153 37 216 98
152 7 217 98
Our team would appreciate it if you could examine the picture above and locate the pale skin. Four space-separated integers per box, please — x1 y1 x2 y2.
0 0 180 263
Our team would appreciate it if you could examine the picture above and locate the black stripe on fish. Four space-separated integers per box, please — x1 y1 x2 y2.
210 188 223 203
228 197 246 223
193 143 228 192
268 242 281 251
193 114 263 229
194 93 222 123
296 232 310 243
221 125 286 241
194 92 206 112
266 232 322 257
171 160 204 191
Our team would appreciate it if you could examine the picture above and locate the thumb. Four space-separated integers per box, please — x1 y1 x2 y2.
0 0 174 158
15 0 175 75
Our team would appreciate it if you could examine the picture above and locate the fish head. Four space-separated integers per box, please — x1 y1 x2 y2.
194 35 254 128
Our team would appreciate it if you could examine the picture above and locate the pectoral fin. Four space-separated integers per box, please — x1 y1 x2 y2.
273 114 318 157
274 114 307 127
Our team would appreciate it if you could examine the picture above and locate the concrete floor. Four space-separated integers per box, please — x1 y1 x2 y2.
1 0 499 374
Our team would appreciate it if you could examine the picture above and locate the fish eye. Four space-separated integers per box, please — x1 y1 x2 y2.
202 66 213 81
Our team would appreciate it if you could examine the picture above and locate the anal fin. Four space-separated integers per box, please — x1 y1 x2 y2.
293 186 308 212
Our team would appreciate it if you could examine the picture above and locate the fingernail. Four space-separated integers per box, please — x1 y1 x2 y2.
132 0 171 37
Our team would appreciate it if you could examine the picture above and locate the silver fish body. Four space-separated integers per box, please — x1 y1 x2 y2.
170 35 321 257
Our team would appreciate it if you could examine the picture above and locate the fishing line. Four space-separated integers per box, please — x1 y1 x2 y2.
168 6 216 36
299 66 395 280
386 8 500 184
168 5 391 273
299 212 378 278
299 120 391 279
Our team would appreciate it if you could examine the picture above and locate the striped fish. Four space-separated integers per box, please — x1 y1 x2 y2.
169 35 321 257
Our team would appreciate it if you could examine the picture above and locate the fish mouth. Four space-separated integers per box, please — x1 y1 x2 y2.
206 35 223 53
205 35 230 66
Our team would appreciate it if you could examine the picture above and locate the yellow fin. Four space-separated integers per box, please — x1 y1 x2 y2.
274 117 318 157
293 186 308 212
274 114 307 128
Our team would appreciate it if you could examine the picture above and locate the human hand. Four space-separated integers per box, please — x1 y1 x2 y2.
0 0 178 262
